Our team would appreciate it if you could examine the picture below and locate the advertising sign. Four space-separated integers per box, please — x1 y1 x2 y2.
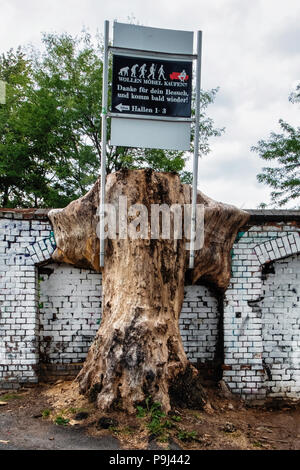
99 21 202 268
112 55 192 118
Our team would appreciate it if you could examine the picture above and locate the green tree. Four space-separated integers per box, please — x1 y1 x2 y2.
252 90 300 207
0 30 224 208
0 48 36 207
289 83 300 104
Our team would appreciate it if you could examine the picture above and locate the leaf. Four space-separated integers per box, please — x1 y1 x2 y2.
136 405 146 418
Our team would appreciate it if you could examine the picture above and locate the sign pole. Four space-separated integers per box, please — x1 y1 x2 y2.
99 20 109 268
189 31 202 269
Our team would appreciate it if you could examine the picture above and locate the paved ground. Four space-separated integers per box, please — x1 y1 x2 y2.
0 407 183 451
0 407 120 450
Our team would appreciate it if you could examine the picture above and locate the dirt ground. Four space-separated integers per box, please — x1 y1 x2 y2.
0 379 299 450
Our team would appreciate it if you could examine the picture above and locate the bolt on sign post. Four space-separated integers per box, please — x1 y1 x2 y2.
100 22 202 268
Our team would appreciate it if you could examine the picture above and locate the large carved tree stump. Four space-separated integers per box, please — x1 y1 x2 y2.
49 169 249 413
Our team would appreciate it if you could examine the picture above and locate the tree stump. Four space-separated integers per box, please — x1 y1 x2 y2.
49 169 249 413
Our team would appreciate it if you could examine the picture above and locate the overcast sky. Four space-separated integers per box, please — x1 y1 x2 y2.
1 0 299 208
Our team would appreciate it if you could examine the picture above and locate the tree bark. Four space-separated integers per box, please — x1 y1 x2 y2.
49 169 249 413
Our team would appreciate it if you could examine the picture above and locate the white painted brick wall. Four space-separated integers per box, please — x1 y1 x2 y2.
0 212 55 388
38 269 219 366
180 285 219 364
1 210 299 402
38 264 101 363
261 254 300 399
223 226 300 400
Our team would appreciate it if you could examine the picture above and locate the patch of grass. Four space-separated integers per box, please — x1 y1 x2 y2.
136 397 176 442
177 430 198 442
109 425 134 436
109 426 121 435
170 415 182 422
68 407 78 414
136 398 203 444
68 407 90 415
0 393 22 401
55 415 70 426
164 419 175 429
192 412 203 421
136 405 147 418
41 409 51 418
157 434 169 443
148 416 165 436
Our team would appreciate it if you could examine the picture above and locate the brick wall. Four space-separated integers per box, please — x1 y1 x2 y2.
261 254 300 398
179 285 220 368
223 220 300 400
38 267 219 367
0 210 54 389
38 264 101 363
0 210 222 388
0 208 299 401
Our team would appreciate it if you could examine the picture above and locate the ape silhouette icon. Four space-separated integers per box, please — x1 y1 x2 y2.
119 66 130 76
148 64 156 79
139 64 147 78
131 64 139 77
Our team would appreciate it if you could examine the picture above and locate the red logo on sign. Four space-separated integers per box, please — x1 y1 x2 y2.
169 71 189 82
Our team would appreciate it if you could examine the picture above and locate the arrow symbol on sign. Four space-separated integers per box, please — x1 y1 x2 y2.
115 103 130 112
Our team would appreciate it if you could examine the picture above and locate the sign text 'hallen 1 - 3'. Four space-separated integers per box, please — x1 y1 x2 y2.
112 55 193 118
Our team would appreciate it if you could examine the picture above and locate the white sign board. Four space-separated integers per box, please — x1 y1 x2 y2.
113 22 193 55
110 23 194 151
111 118 191 151
99 21 202 269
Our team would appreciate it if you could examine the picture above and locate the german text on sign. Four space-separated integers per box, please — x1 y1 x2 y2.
112 55 193 118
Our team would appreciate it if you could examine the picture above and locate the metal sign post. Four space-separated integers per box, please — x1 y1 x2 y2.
189 31 202 269
99 22 202 269
99 20 109 268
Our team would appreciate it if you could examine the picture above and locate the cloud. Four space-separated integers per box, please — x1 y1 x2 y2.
266 20 300 57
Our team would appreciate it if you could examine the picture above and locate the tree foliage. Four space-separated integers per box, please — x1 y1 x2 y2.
252 89 300 207
289 83 300 104
0 31 224 208
0 48 35 207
